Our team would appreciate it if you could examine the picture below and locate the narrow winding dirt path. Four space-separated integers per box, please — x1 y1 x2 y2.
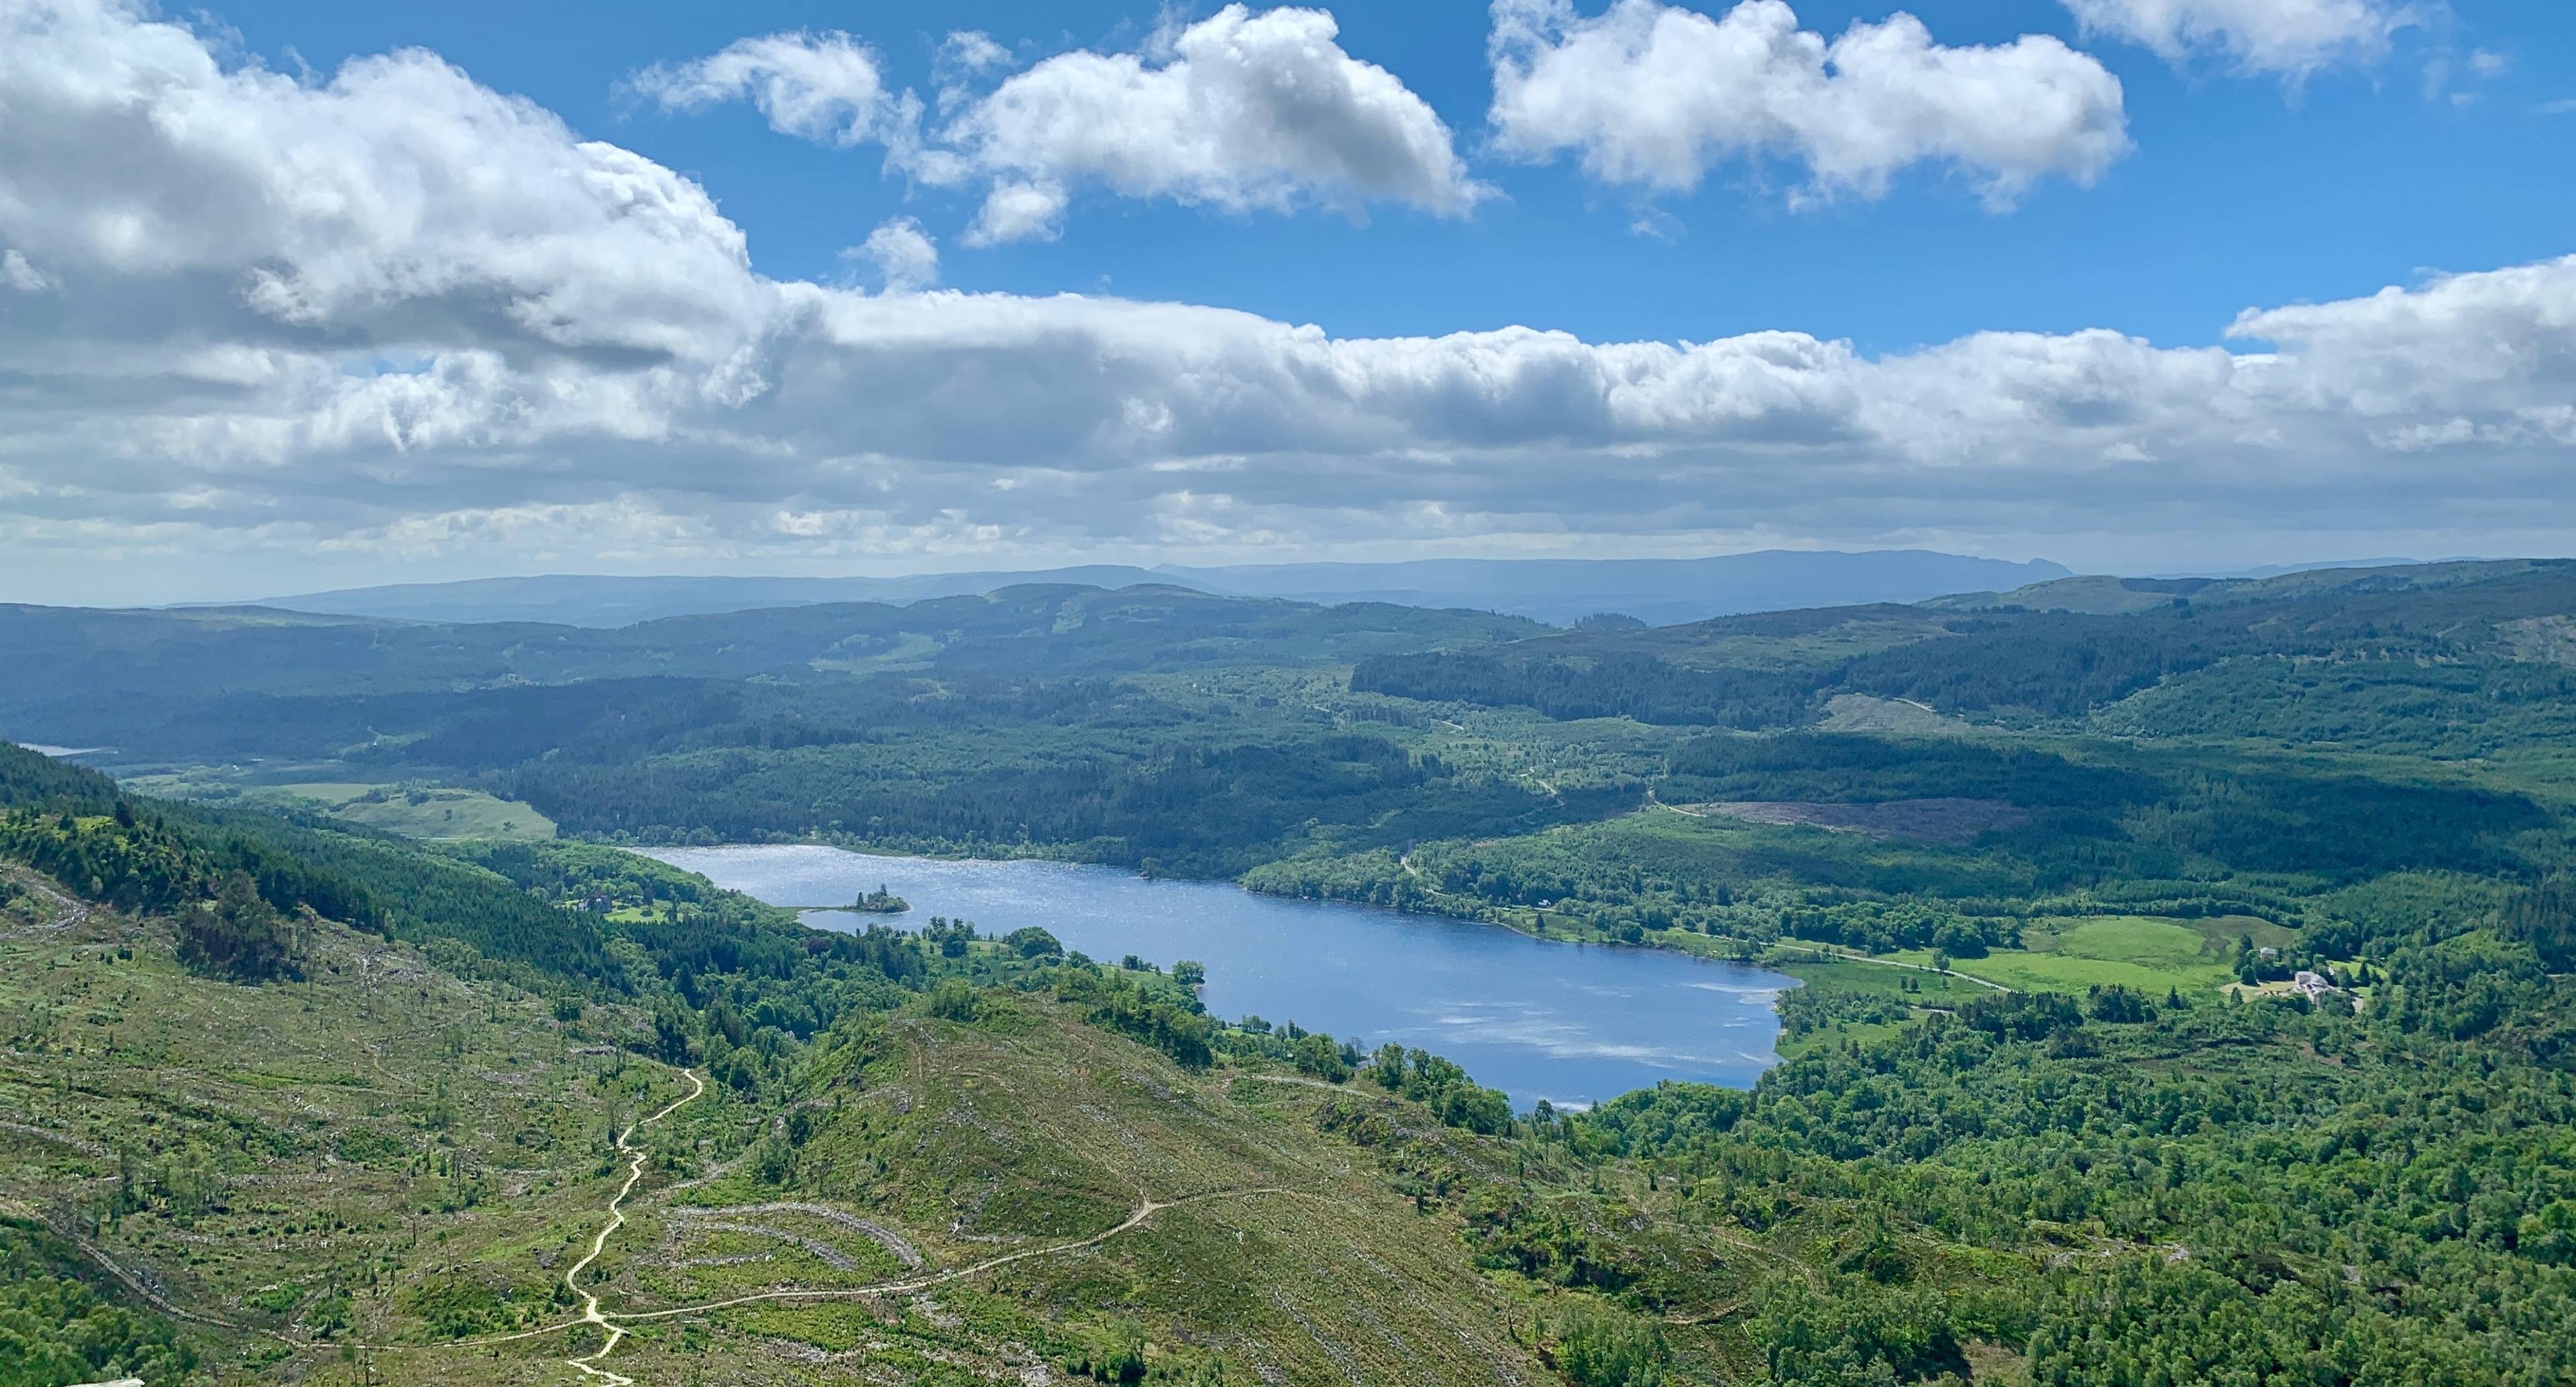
552 1068 1291 1382
3 867 91 932
346 1057 1300 1381
562 1067 705 1384
602 1185 1306 1325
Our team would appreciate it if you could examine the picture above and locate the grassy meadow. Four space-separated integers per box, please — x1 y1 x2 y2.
270 783 559 840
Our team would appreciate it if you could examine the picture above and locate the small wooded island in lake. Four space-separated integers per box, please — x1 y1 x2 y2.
852 883 910 913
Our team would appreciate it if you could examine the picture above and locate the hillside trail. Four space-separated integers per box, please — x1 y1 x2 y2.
602 1183 1311 1324
342 1052 1313 1382
4 901 1271 1382
0 1195 250 1334
562 1066 705 1385
2 865 90 932
549 1064 1303 1378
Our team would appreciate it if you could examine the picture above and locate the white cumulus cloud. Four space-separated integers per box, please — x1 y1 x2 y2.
851 216 938 290
1489 0 2130 208
644 7 1485 245
0 0 2573 602
0 0 772 365
629 30 891 147
938 5 1486 240
965 182 1071 247
2062 0 2411 78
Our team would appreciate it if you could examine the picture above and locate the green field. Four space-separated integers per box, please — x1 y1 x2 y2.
118 771 559 840
268 783 557 839
269 781 559 838
1875 914 2247 997
1764 952 1988 1005
1895 946 2199 996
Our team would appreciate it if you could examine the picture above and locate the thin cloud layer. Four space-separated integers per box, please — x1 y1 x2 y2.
0 0 2571 600
2063 0 2410 78
1488 0 2130 207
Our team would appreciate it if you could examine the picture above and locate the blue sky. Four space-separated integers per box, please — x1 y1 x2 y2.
1 0 2573 603
203 0 2573 351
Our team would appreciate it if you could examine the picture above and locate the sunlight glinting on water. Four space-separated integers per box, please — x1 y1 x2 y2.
643 844 1796 1111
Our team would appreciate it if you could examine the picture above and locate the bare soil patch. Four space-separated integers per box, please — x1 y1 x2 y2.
1676 797 2031 844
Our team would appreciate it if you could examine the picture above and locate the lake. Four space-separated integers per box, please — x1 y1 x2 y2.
643 845 1794 1110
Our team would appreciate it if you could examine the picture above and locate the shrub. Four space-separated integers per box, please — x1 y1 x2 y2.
1553 1299 1666 1387
2088 985 2153 1023
924 979 978 1023
1004 926 1063 958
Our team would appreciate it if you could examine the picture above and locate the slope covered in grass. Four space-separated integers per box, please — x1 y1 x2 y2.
5 730 2575 1384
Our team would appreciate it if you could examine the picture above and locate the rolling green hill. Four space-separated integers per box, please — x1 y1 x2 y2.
13 559 2576 930
1356 559 2576 734
4 737 2573 1384
0 585 1541 712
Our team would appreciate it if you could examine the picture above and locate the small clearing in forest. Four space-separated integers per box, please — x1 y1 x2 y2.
1668 797 2031 844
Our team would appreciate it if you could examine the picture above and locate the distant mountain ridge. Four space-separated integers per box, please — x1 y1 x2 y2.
1923 558 2544 616
233 549 2072 628
225 567 1180 626
1161 551 2072 625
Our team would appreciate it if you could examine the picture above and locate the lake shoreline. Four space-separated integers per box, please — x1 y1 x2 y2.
598 831 1766 966
639 842 1796 1111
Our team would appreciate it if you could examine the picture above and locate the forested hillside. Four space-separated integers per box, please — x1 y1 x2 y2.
0 584 1537 714
15 561 2576 905
8 571 2576 1386
5 728 2573 1384
1356 560 2576 738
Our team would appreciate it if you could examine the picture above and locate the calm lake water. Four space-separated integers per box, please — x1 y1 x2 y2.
643 845 1794 1110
